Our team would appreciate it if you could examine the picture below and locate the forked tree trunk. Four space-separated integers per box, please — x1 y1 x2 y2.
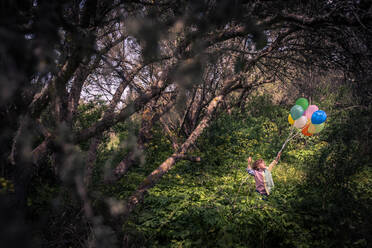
120 94 227 218
119 74 242 219
83 79 131 185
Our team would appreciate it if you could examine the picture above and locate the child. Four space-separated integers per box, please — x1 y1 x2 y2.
246 153 281 199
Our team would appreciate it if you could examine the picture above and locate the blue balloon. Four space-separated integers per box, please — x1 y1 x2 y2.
290 105 304 120
311 110 327 124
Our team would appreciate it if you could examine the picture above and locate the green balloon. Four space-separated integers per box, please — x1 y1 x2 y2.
308 122 325 134
295 98 309 111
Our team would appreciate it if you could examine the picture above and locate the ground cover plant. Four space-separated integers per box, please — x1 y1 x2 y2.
89 96 370 247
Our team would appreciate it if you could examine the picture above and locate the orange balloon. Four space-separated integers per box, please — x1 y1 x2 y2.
302 122 313 136
303 130 312 136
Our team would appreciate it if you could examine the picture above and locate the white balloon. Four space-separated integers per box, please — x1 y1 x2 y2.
294 116 307 129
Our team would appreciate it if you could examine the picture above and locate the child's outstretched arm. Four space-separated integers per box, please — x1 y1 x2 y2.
268 152 281 172
247 157 252 169
246 157 255 176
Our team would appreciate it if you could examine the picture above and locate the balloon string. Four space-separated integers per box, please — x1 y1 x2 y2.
277 127 300 157
278 126 294 153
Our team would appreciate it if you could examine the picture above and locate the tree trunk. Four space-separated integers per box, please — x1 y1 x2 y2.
119 73 242 220
84 135 102 186
121 94 227 218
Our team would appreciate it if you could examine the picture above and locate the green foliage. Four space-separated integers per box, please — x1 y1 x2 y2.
117 94 371 247
75 100 107 131
94 123 174 200
0 177 14 194
28 94 371 248
74 100 107 150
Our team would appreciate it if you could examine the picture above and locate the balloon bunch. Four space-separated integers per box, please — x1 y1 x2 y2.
277 97 327 157
288 98 327 136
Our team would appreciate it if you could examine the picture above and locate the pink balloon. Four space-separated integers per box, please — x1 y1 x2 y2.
303 105 319 120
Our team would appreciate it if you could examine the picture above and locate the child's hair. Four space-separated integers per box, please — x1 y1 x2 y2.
252 159 264 170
